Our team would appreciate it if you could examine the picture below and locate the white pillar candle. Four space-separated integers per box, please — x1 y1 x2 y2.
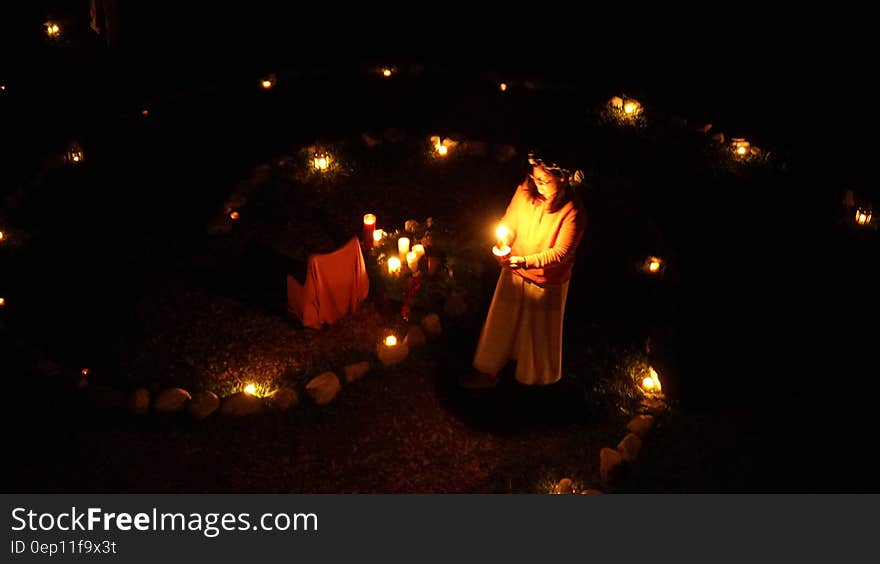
406 251 420 273
398 237 410 257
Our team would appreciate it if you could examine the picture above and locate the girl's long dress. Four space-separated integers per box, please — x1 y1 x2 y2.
473 268 569 385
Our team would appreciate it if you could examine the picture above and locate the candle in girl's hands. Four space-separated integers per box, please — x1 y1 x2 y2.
493 224 511 257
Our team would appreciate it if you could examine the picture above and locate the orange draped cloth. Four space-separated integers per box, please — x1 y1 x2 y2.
286 237 370 329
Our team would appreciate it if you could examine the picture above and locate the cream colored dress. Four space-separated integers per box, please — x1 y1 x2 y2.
472 268 569 385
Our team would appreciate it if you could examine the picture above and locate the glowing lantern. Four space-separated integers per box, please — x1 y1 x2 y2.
45 22 61 38
81 368 90 376
387 256 402 275
855 208 872 226
731 138 751 158
313 153 330 171
1 84 6 91
499 82 508 92
0 297 5 307
623 100 640 115
244 383 257 396
378 333 408 366
230 211 240 220
641 367 662 393
66 145 84 164
644 256 663 274
382 67 393 77
0 231 6 242
260 74 276 90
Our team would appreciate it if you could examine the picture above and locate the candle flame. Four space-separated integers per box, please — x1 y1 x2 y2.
81 368 90 376
373 229 385 242
495 225 509 241
499 82 508 91
387 256 401 273
0 297 5 307
363 214 376 226
261 79 273 89
313 154 330 171
0 231 5 241
244 383 257 395
382 68 393 77
230 211 240 220
384 335 398 347
737 146 747 155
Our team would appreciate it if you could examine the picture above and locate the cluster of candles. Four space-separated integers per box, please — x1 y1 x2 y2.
313 152 330 171
45 21 60 37
609 96 643 117
362 214 430 275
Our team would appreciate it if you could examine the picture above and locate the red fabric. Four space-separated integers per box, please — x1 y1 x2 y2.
287 237 370 329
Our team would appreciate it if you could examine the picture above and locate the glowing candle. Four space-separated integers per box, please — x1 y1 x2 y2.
438 145 448 156
493 224 511 257
313 153 330 171
373 229 385 244
855 208 872 225
412 244 425 258
406 251 420 273
641 367 662 393
382 68 393 77
0 231 6 242
499 82 508 92
244 383 257 396
398 237 410 257
0 297 5 307
45 22 60 37
384 335 397 347
363 213 376 242
230 211 240 220
387 256 402 275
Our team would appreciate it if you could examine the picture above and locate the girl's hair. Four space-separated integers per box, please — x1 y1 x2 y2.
525 166 578 213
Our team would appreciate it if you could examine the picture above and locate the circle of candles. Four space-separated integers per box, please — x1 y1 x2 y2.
384 335 397 347
387 256 402 275
398 237 410 257
363 213 376 241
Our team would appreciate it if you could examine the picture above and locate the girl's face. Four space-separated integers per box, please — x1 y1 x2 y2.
531 167 561 198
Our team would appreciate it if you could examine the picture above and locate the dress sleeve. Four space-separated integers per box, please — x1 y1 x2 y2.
523 205 585 269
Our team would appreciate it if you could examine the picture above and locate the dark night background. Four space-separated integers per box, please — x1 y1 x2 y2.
2 3 878 491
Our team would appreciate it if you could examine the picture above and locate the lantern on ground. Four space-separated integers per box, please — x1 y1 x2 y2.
377 334 409 366
0 231 6 242
66 144 84 164
643 256 663 274
855 208 873 226
623 99 641 115
731 138 751 158
230 211 240 220
45 21 61 38
640 367 662 394
0 297 5 307
499 82 508 92
260 74 276 90
244 383 257 396
313 152 330 172
381 67 394 78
